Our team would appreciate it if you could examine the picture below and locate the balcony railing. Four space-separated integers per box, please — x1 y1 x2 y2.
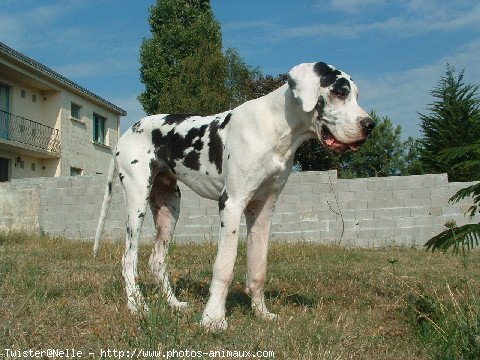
0 110 61 153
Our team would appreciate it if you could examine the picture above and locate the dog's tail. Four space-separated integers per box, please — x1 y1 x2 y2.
93 158 117 258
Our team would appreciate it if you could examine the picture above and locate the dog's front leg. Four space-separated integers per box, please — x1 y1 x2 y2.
201 192 244 331
245 193 278 321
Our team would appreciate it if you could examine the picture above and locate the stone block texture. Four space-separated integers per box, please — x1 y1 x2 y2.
0 170 478 248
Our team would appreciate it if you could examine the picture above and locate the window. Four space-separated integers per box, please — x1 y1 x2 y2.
93 113 107 145
0 157 9 182
71 103 81 119
70 167 82 176
0 84 9 140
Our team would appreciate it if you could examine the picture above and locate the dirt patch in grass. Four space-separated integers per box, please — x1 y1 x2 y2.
1 233 479 359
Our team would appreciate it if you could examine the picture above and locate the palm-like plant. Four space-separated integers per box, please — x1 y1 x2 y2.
425 142 480 253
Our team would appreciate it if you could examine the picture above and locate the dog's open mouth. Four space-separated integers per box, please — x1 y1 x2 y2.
321 125 365 152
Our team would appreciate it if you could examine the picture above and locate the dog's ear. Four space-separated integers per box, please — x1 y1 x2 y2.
288 63 322 113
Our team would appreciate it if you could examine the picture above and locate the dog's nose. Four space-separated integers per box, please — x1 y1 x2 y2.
360 117 376 135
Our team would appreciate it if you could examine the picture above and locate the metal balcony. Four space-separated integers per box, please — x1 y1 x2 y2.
0 110 61 153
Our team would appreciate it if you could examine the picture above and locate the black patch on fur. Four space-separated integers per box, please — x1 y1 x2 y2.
131 120 143 133
232 230 236 234
313 62 332 77
219 113 232 129
218 190 228 211
131 159 139 164
151 128 163 147
208 120 223 174
138 212 144 218
119 173 125 183
193 139 203 151
314 62 343 89
183 150 200 170
151 124 208 172
115 151 120 156
321 70 342 88
163 114 195 125
287 77 296 90
108 181 112 194
220 221 225 228
148 158 160 187
315 96 326 118
331 77 351 95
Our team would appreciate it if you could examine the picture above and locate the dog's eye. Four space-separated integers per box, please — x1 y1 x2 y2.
331 89 348 99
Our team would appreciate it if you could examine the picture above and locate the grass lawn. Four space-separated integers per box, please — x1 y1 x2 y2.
1 232 479 359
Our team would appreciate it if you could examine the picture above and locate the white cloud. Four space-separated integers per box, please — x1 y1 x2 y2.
327 0 385 13
237 1 480 43
356 38 480 138
54 58 135 79
0 1 88 49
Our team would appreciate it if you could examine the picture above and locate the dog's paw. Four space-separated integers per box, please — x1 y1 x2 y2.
200 315 228 332
252 301 278 321
127 299 149 316
172 300 189 311
260 311 279 321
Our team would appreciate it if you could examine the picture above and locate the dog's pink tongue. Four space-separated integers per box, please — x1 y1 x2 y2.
325 138 335 146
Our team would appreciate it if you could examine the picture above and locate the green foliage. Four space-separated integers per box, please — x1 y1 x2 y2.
425 223 480 254
402 137 426 176
419 64 480 181
293 111 425 176
425 142 480 254
294 139 339 172
339 112 411 178
224 47 262 108
139 0 230 115
408 288 480 360
245 73 288 101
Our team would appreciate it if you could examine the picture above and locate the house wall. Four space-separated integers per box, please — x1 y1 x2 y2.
58 92 119 176
0 75 60 178
0 62 121 178
0 149 48 179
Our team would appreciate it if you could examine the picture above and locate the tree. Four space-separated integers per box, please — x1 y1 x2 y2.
402 137 425 175
245 73 288 101
425 142 480 253
339 112 410 178
419 65 480 181
294 140 339 172
224 48 262 108
294 112 422 175
139 0 230 115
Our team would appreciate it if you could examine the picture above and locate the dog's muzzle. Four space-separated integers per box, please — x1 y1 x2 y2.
360 116 376 136
321 125 366 152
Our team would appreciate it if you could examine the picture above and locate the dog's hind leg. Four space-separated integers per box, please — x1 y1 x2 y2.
148 174 187 310
245 192 278 321
121 174 150 315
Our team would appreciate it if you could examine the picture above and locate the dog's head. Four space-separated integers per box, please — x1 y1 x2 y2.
288 62 375 152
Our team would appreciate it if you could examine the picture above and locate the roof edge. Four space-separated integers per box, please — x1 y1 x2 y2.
0 42 127 116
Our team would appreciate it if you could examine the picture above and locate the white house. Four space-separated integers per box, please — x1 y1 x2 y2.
0 42 126 181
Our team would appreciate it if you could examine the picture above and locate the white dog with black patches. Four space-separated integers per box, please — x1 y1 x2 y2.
94 62 375 331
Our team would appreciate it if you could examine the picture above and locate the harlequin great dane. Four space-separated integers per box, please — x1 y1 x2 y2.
94 62 375 331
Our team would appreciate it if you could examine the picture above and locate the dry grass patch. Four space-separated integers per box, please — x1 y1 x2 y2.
1 232 479 359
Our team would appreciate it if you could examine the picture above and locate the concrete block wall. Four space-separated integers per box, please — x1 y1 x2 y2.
0 170 478 247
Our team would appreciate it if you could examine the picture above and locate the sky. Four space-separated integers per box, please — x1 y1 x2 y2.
1 0 479 138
